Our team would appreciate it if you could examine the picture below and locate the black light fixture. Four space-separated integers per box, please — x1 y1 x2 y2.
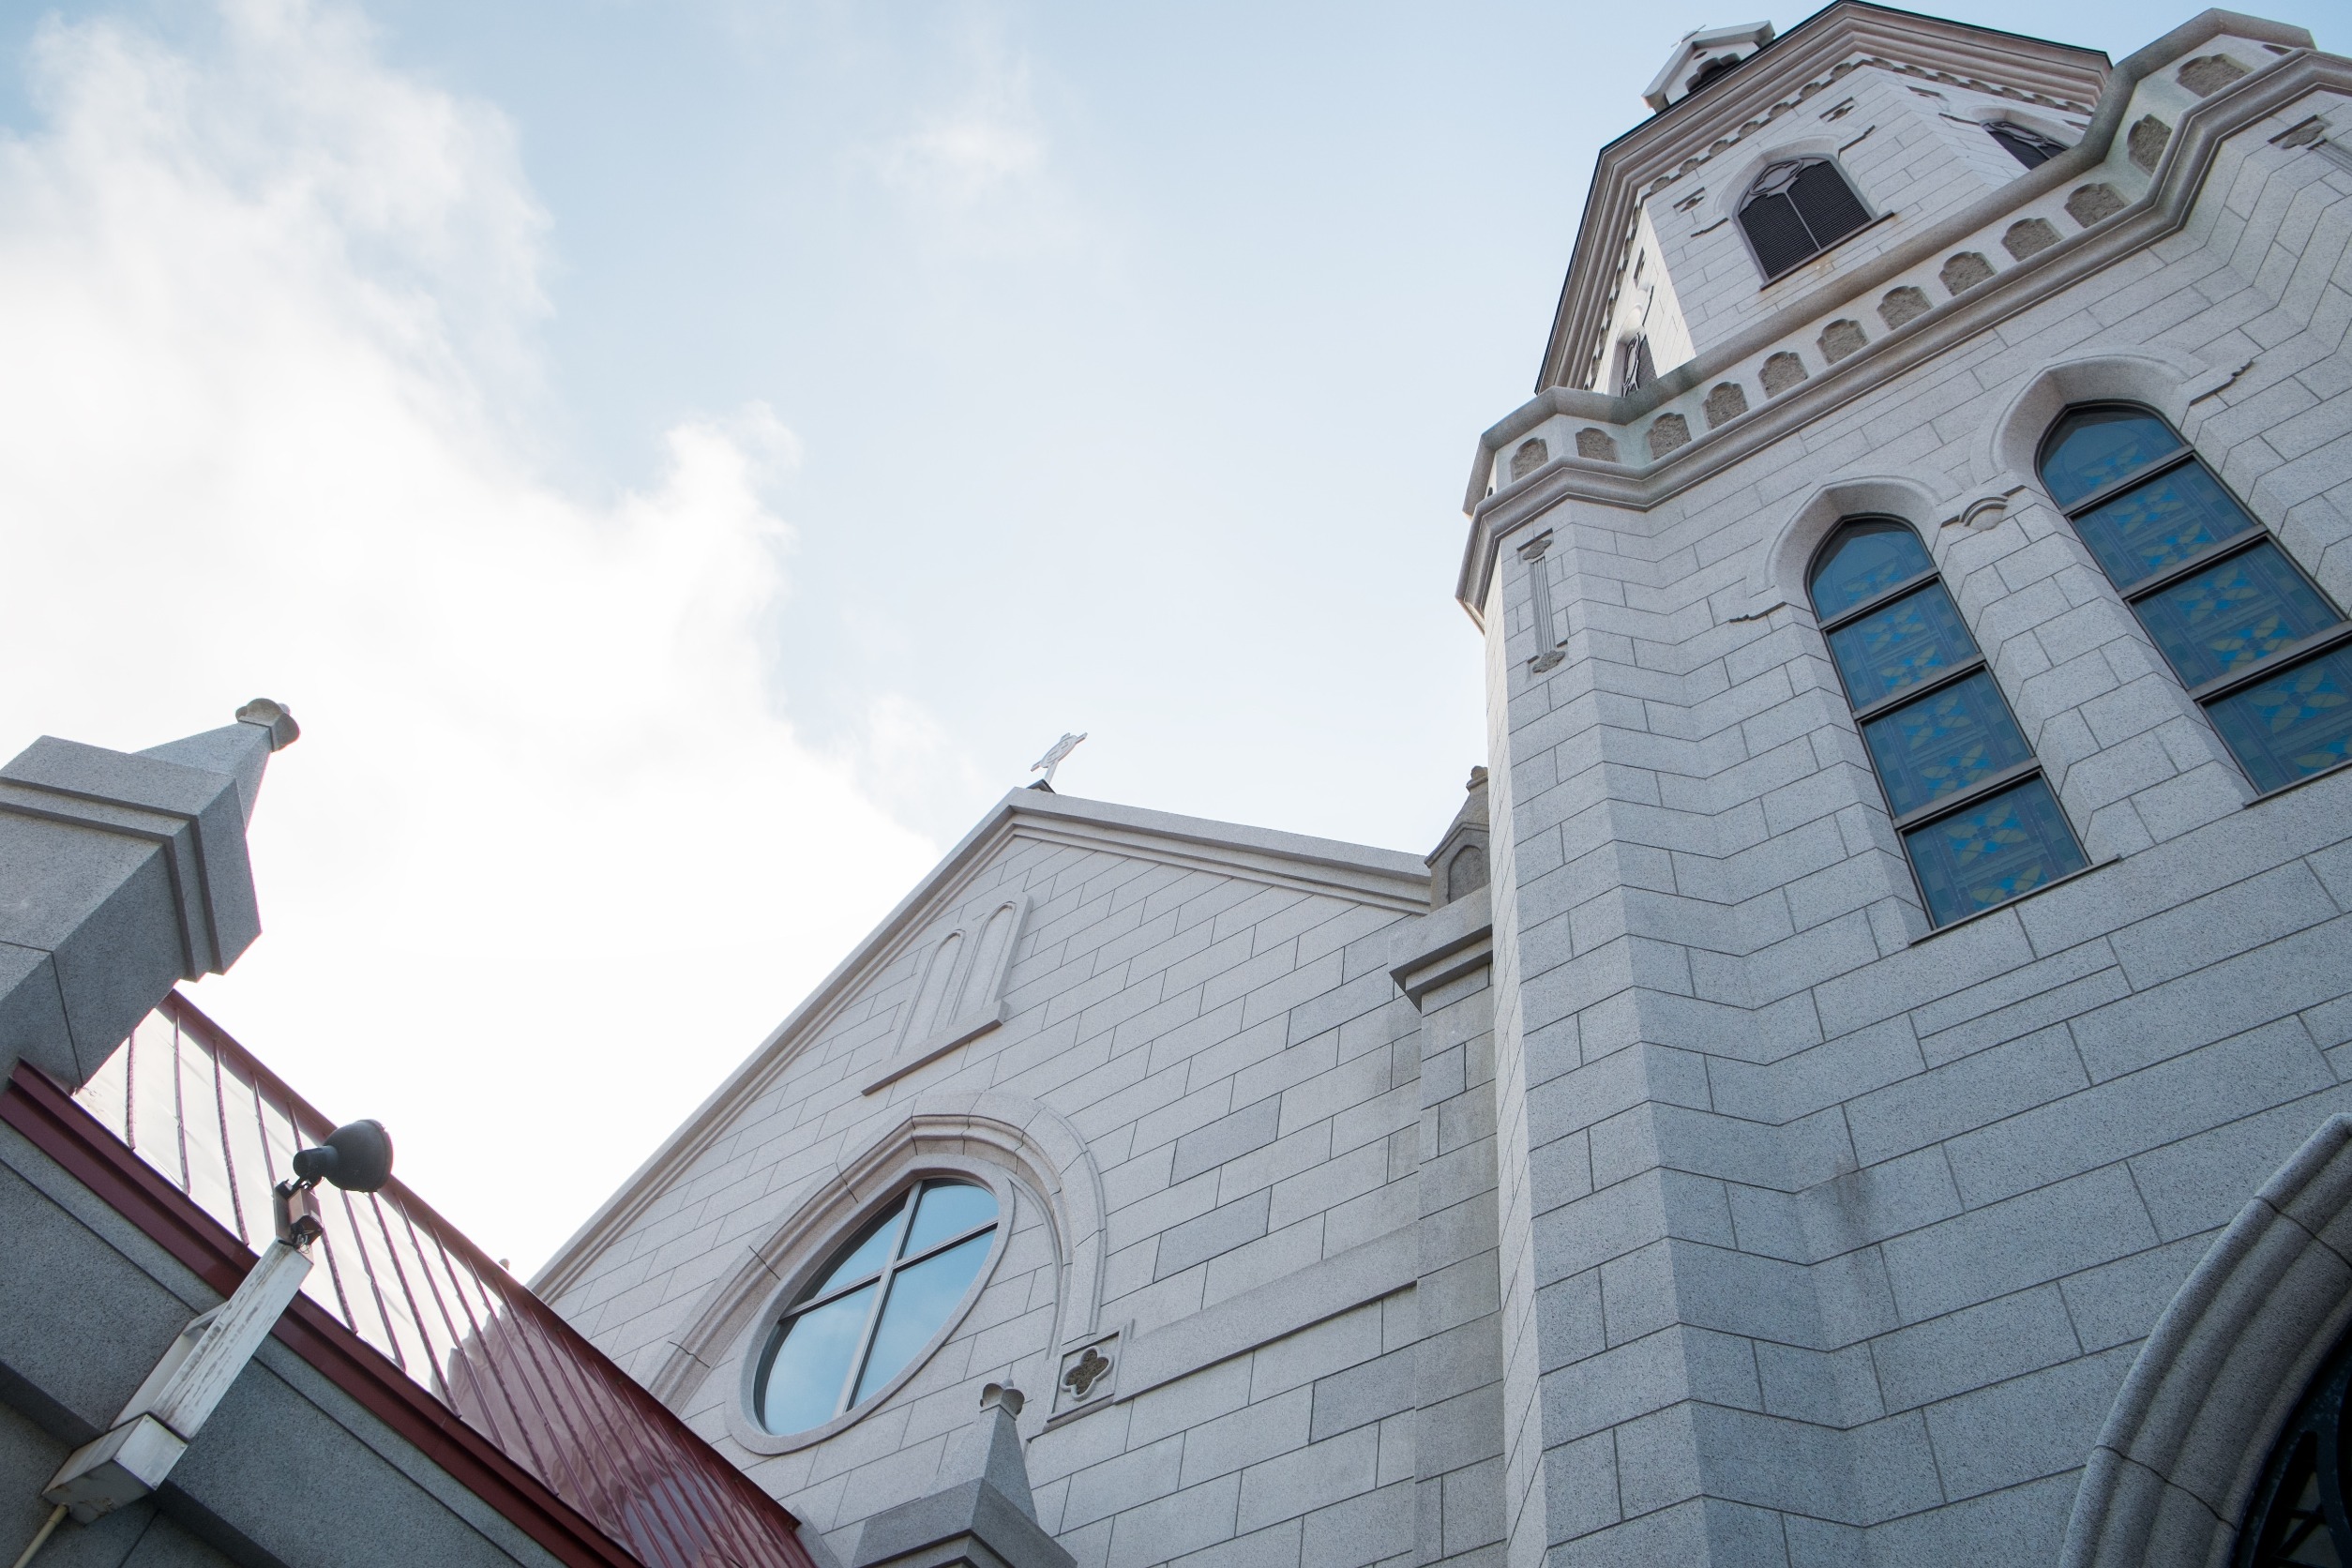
275 1119 395 1244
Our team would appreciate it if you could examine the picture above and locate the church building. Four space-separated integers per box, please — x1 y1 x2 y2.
535 8 2352 1566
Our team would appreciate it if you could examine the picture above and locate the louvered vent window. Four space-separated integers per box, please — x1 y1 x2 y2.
2039 404 2352 792
1985 120 2067 169
1615 335 1656 396
1738 158 1872 279
1808 519 2087 923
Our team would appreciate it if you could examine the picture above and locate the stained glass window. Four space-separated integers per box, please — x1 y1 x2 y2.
1808 520 2086 925
1810 520 1933 620
1829 584 1979 709
755 1179 999 1434
2039 403 2352 794
1905 777 2084 926
1862 672 2037 818
1740 158 1873 279
2239 1329 2352 1565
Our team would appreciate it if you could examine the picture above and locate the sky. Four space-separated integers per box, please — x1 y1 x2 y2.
0 0 2335 1272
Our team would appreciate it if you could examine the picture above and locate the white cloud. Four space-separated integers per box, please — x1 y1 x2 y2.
0 0 939 1268
868 30 1086 257
881 108 1047 208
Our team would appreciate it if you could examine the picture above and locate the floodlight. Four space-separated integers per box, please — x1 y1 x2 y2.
275 1119 395 1245
290 1120 396 1193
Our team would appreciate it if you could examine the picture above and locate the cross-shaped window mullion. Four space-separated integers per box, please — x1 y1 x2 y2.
830 1197 918 1417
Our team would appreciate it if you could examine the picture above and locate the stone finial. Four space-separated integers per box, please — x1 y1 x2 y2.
1425 767 1492 909
0 702 297 1088
140 700 301 828
1940 251 1995 294
850 1380 1071 1568
236 698 301 751
2066 183 2125 228
2128 115 2171 173
2003 218 2059 261
949 1384 1034 1520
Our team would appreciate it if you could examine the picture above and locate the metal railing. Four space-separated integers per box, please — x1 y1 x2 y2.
71 993 807 1568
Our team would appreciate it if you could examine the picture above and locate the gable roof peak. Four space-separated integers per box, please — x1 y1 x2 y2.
1643 22 1776 113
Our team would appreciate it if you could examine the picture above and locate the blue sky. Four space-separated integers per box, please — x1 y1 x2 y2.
0 0 2333 1266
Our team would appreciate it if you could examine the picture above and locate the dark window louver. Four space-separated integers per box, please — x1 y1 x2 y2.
1616 335 1656 395
1984 120 2067 169
1684 54 1741 95
1738 158 1872 279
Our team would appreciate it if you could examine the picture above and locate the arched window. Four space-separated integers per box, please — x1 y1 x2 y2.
754 1177 999 1434
1808 519 2088 924
1984 119 2067 169
2039 404 2352 792
1739 158 1873 280
2238 1327 2352 1564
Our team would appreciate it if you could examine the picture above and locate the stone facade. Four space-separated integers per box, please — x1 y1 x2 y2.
541 8 2352 1568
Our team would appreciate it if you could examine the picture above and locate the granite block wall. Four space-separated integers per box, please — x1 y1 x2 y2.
540 18 2352 1568
546 811 1455 1568
1476 56 2352 1568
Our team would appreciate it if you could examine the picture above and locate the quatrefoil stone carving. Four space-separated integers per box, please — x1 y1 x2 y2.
1062 1347 1112 1401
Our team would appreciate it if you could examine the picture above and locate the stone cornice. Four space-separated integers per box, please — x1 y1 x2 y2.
1541 1 2112 395
1456 25 2343 623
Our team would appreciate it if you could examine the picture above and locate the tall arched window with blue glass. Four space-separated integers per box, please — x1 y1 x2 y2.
1808 520 2087 924
755 1178 999 1435
2039 405 2352 792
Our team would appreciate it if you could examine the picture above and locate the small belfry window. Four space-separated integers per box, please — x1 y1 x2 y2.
1739 158 1872 279
2237 1328 2352 1564
1615 335 1656 396
755 1179 998 1435
2040 404 2352 792
1808 520 2088 924
1984 119 2067 168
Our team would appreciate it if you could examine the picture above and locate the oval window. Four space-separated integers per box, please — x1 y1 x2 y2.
754 1178 1000 1435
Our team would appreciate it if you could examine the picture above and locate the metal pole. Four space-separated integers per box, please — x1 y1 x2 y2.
7 1503 65 1568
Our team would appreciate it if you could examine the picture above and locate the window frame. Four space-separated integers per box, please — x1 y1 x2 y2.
2036 402 2352 783
1735 156 1879 283
749 1172 1008 1440
1808 519 2086 922
2236 1325 2352 1565
1983 118 2068 169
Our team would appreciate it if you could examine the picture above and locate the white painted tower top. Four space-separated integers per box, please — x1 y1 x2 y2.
1641 21 1775 112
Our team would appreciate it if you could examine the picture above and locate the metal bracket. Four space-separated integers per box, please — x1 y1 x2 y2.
43 1239 313 1522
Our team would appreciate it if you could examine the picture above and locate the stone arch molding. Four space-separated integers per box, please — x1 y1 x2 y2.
1749 468 1963 611
1699 133 1862 232
645 1091 1106 1442
1973 342 2223 490
2061 1114 2352 1568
